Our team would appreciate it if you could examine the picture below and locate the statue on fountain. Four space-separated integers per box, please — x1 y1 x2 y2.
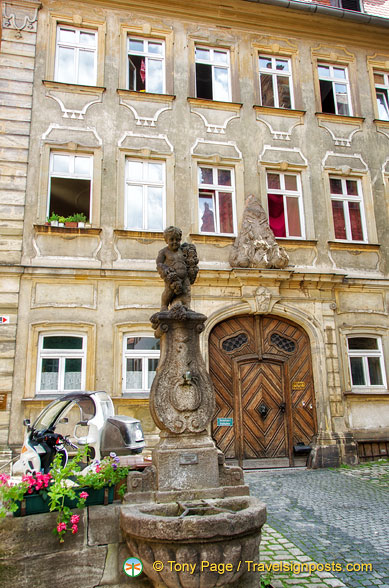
156 226 199 311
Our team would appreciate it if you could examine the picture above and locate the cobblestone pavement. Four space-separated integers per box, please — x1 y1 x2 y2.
247 462 389 588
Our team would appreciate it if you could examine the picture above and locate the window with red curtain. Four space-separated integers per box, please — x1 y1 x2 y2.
330 176 365 241
266 172 303 238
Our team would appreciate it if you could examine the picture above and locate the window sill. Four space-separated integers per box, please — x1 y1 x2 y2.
344 389 389 396
34 224 101 236
189 233 235 245
43 80 106 95
276 238 318 246
117 89 175 103
374 118 389 128
114 229 164 241
188 97 242 112
315 112 364 125
254 105 306 118
328 241 380 251
120 393 150 401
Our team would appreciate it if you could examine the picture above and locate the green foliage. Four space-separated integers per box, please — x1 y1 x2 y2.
0 476 29 517
78 453 129 490
47 212 60 222
260 570 274 587
72 212 87 223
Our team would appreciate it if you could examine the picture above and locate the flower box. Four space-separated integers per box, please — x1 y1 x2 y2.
14 486 114 517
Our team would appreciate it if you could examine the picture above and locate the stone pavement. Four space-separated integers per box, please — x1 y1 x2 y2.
246 460 389 588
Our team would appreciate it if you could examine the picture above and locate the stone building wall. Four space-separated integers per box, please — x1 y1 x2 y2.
4 0 389 465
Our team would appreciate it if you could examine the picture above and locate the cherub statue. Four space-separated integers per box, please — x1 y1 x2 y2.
156 226 199 311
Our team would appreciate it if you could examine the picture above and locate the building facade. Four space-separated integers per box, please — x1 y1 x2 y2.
2 0 389 467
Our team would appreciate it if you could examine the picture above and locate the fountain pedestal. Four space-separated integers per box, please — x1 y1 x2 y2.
121 230 266 588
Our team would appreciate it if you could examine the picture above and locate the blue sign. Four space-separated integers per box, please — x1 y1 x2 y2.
217 417 233 427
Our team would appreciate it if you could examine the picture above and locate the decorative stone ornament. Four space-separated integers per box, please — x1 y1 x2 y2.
229 194 289 269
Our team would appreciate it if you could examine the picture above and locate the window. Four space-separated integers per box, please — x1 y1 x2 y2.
267 172 304 238
125 159 165 231
331 0 361 11
37 334 86 394
318 64 352 116
330 177 366 242
48 153 92 220
259 55 294 109
195 46 231 101
127 37 165 93
198 166 236 235
54 25 97 85
374 71 389 121
123 336 160 394
347 337 386 389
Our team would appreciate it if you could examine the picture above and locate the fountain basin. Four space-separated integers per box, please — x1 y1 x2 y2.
121 496 266 588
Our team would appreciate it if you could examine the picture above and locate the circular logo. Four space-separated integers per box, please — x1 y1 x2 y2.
123 557 143 577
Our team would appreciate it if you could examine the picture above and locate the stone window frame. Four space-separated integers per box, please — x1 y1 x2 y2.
322 169 377 244
122 333 160 396
252 39 302 110
46 13 106 88
258 161 314 241
311 46 360 118
24 323 96 399
36 332 87 395
367 54 389 122
118 24 174 95
339 328 388 395
117 149 174 232
37 143 102 227
188 36 240 104
194 45 232 102
266 170 306 240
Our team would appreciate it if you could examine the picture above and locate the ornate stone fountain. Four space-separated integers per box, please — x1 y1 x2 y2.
120 227 266 588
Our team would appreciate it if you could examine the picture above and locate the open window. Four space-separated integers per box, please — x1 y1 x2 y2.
127 37 165 94
195 46 231 102
374 71 389 121
318 63 352 116
47 153 92 221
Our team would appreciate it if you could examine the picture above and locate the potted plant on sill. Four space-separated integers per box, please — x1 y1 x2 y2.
47 212 60 227
58 216 66 227
72 212 88 228
0 447 129 543
64 215 78 228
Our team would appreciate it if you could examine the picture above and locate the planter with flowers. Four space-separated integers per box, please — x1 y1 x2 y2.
0 448 129 543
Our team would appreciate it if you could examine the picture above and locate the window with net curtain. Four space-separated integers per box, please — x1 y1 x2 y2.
198 166 235 235
347 337 386 389
330 177 366 242
37 334 86 394
123 336 160 394
267 172 304 239
54 25 97 86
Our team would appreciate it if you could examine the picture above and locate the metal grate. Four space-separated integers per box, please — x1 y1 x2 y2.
222 333 248 352
270 332 296 353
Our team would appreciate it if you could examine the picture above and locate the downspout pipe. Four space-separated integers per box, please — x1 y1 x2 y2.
244 0 389 28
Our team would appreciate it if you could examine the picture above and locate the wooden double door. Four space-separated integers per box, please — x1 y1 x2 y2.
209 315 317 467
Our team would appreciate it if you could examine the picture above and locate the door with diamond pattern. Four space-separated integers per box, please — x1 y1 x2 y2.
210 314 317 466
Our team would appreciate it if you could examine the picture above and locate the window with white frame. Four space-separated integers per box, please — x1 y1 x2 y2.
347 336 387 389
48 153 92 221
54 25 97 85
127 37 165 94
198 166 236 235
318 63 352 116
37 334 87 394
259 55 294 109
374 71 389 121
125 159 165 231
330 177 366 242
267 172 304 238
195 46 231 101
123 336 160 394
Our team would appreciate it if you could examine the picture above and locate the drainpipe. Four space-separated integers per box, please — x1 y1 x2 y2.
243 0 389 28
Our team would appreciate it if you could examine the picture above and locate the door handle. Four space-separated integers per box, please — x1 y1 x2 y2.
279 401 286 413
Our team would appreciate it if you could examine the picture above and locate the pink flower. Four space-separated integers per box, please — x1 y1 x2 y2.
57 522 67 533
71 524 78 534
70 514 80 524
79 491 89 499
95 465 101 473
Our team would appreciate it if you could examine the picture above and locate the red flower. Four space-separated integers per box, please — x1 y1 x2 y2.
70 514 80 524
57 522 67 533
79 491 89 499
71 524 78 534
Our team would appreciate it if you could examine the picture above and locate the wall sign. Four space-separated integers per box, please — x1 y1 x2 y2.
217 417 233 427
292 381 305 390
0 394 7 411
0 316 10 324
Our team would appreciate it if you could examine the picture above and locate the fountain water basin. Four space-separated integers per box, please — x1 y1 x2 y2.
121 495 266 588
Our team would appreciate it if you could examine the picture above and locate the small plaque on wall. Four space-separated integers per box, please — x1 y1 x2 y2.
0 394 7 411
292 381 305 390
179 453 198 465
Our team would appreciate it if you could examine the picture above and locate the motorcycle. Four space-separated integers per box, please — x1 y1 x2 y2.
12 390 146 476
